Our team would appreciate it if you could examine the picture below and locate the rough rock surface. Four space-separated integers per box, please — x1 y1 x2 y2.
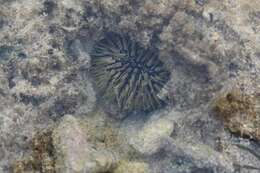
213 89 260 141
53 115 118 173
0 0 259 173
113 161 150 173
124 111 176 155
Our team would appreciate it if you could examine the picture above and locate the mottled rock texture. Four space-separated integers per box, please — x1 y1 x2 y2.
53 115 118 173
213 89 260 141
114 161 150 173
12 130 56 173
0 0 259 173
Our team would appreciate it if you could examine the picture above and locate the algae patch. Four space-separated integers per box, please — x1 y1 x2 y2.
12 130 56 173
213 89 260 140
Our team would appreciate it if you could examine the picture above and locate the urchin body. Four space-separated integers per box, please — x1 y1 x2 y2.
90 32 170 113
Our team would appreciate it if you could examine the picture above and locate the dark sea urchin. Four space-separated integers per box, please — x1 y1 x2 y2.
90 32 170 113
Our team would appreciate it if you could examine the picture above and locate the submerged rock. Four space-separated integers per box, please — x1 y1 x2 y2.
12 130 56 173
213 89 260 140
114 160 150 173
0 0 260 172
52 115 118 173
125 113 175 155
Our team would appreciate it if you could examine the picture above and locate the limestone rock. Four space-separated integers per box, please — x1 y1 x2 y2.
128 115 174 155
53 115 118 173
114 161 150 173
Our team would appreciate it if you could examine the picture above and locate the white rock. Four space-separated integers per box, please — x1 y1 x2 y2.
128 114 175 155
53 115 117 173
114 161 150 173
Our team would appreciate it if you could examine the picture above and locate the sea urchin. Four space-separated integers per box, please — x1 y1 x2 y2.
90 32 170 113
